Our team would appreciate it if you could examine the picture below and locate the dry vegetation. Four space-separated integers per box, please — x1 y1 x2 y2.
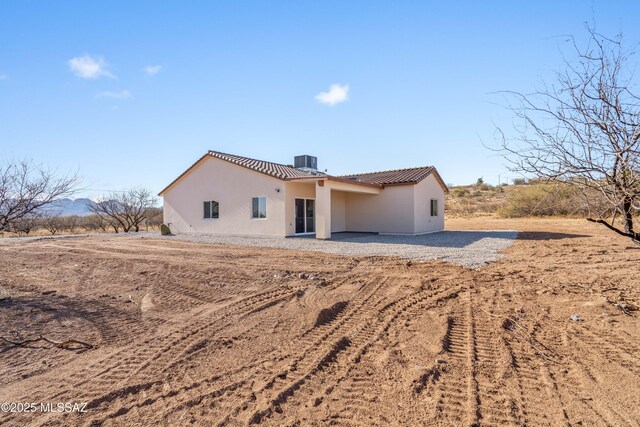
445 183 511 217
0 208 163 238
0 217 638 426
446 182 636 228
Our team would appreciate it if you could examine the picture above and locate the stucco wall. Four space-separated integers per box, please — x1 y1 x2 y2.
163 157 286 236
163 158 446 236
413 174 446 233
344 185 416 234
331 191 347 233
282 182 347 235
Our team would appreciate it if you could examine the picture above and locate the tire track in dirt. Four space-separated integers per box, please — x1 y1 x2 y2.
571 326 640 378
555 330 640 426
322 365 383 426
314 281 463 426
433 287 528 427
501 335 569 426
2 281 311 423
31 275 361 425
472 305 519 426
480 286 585 427
178 277 393 426
62 276 389 426
86 284 308 388
559 362 634 426
236 284 464 426
78 360 271 427
433 292 477 426
499 293 639 427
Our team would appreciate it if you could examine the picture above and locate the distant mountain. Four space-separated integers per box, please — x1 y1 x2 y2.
41 198 97 217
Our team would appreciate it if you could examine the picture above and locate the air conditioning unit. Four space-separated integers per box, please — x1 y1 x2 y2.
294 155 318 172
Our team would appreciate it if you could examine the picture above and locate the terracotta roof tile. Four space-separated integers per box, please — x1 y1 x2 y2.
338 166 435 185
209 151 319 180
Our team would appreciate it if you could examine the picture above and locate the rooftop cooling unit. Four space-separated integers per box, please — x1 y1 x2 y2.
294 155 318 172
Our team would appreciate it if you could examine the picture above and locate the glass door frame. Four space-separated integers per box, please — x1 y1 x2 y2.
294 197 316 235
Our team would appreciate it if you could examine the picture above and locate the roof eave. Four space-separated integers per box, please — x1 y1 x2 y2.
430 168 449 193
158 153 211 196
287 175 383 188
325 176 382 188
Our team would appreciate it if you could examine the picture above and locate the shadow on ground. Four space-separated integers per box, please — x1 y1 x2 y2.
296 230 589 248
309 231 519 249
516 231 591 241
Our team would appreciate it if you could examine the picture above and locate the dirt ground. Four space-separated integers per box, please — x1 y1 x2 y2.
0 217 639 426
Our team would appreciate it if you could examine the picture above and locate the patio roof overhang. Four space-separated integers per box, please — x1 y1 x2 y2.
289 176 382 194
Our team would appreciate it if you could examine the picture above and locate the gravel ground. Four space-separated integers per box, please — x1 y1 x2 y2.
156 230 518 268
0 230 517 267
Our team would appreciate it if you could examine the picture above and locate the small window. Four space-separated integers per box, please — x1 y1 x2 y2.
430 199 438 217
203 201 219 219
251 197 267 218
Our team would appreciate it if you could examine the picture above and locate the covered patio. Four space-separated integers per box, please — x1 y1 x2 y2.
314 178 381 239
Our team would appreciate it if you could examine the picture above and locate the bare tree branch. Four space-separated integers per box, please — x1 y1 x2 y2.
494 25 640 242
0 159 79 232
88 188 157 233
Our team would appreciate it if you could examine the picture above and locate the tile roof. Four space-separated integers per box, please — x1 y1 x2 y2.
338 166 436 186
159 150 447 195
209 151 319 180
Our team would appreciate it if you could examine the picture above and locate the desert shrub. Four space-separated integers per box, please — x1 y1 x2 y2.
497 183 605 217
160 224 171 235
448 199 505 216
453 188 470 197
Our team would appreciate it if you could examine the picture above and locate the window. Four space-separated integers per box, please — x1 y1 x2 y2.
203 201 219 219
430 199 438 217
252 197 267 218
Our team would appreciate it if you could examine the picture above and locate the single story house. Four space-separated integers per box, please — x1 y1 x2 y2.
159 150 448 239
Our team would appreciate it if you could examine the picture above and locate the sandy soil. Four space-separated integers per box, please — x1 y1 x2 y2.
0 217 639 426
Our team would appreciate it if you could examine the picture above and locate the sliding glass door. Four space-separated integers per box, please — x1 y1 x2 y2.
295 198 315 234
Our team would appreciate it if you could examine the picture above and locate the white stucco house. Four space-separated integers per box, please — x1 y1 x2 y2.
159 151 448 239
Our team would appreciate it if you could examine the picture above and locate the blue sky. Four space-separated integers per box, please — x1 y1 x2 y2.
1 1 639 198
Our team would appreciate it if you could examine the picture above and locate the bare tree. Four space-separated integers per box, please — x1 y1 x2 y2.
89 188 157 233
80 214 110 233
89 199 128 232
0 159 79 232
61 215 79 234
496 26 640 242
10 213 40 236
41 214 64 235
146 207 163 228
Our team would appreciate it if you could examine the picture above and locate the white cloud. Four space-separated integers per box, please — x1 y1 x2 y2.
144 65 162 76
96 90 132 99
315 83 349 106
68 55 115 79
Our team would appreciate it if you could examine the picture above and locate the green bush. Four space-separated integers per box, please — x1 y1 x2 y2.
160 224 172 235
